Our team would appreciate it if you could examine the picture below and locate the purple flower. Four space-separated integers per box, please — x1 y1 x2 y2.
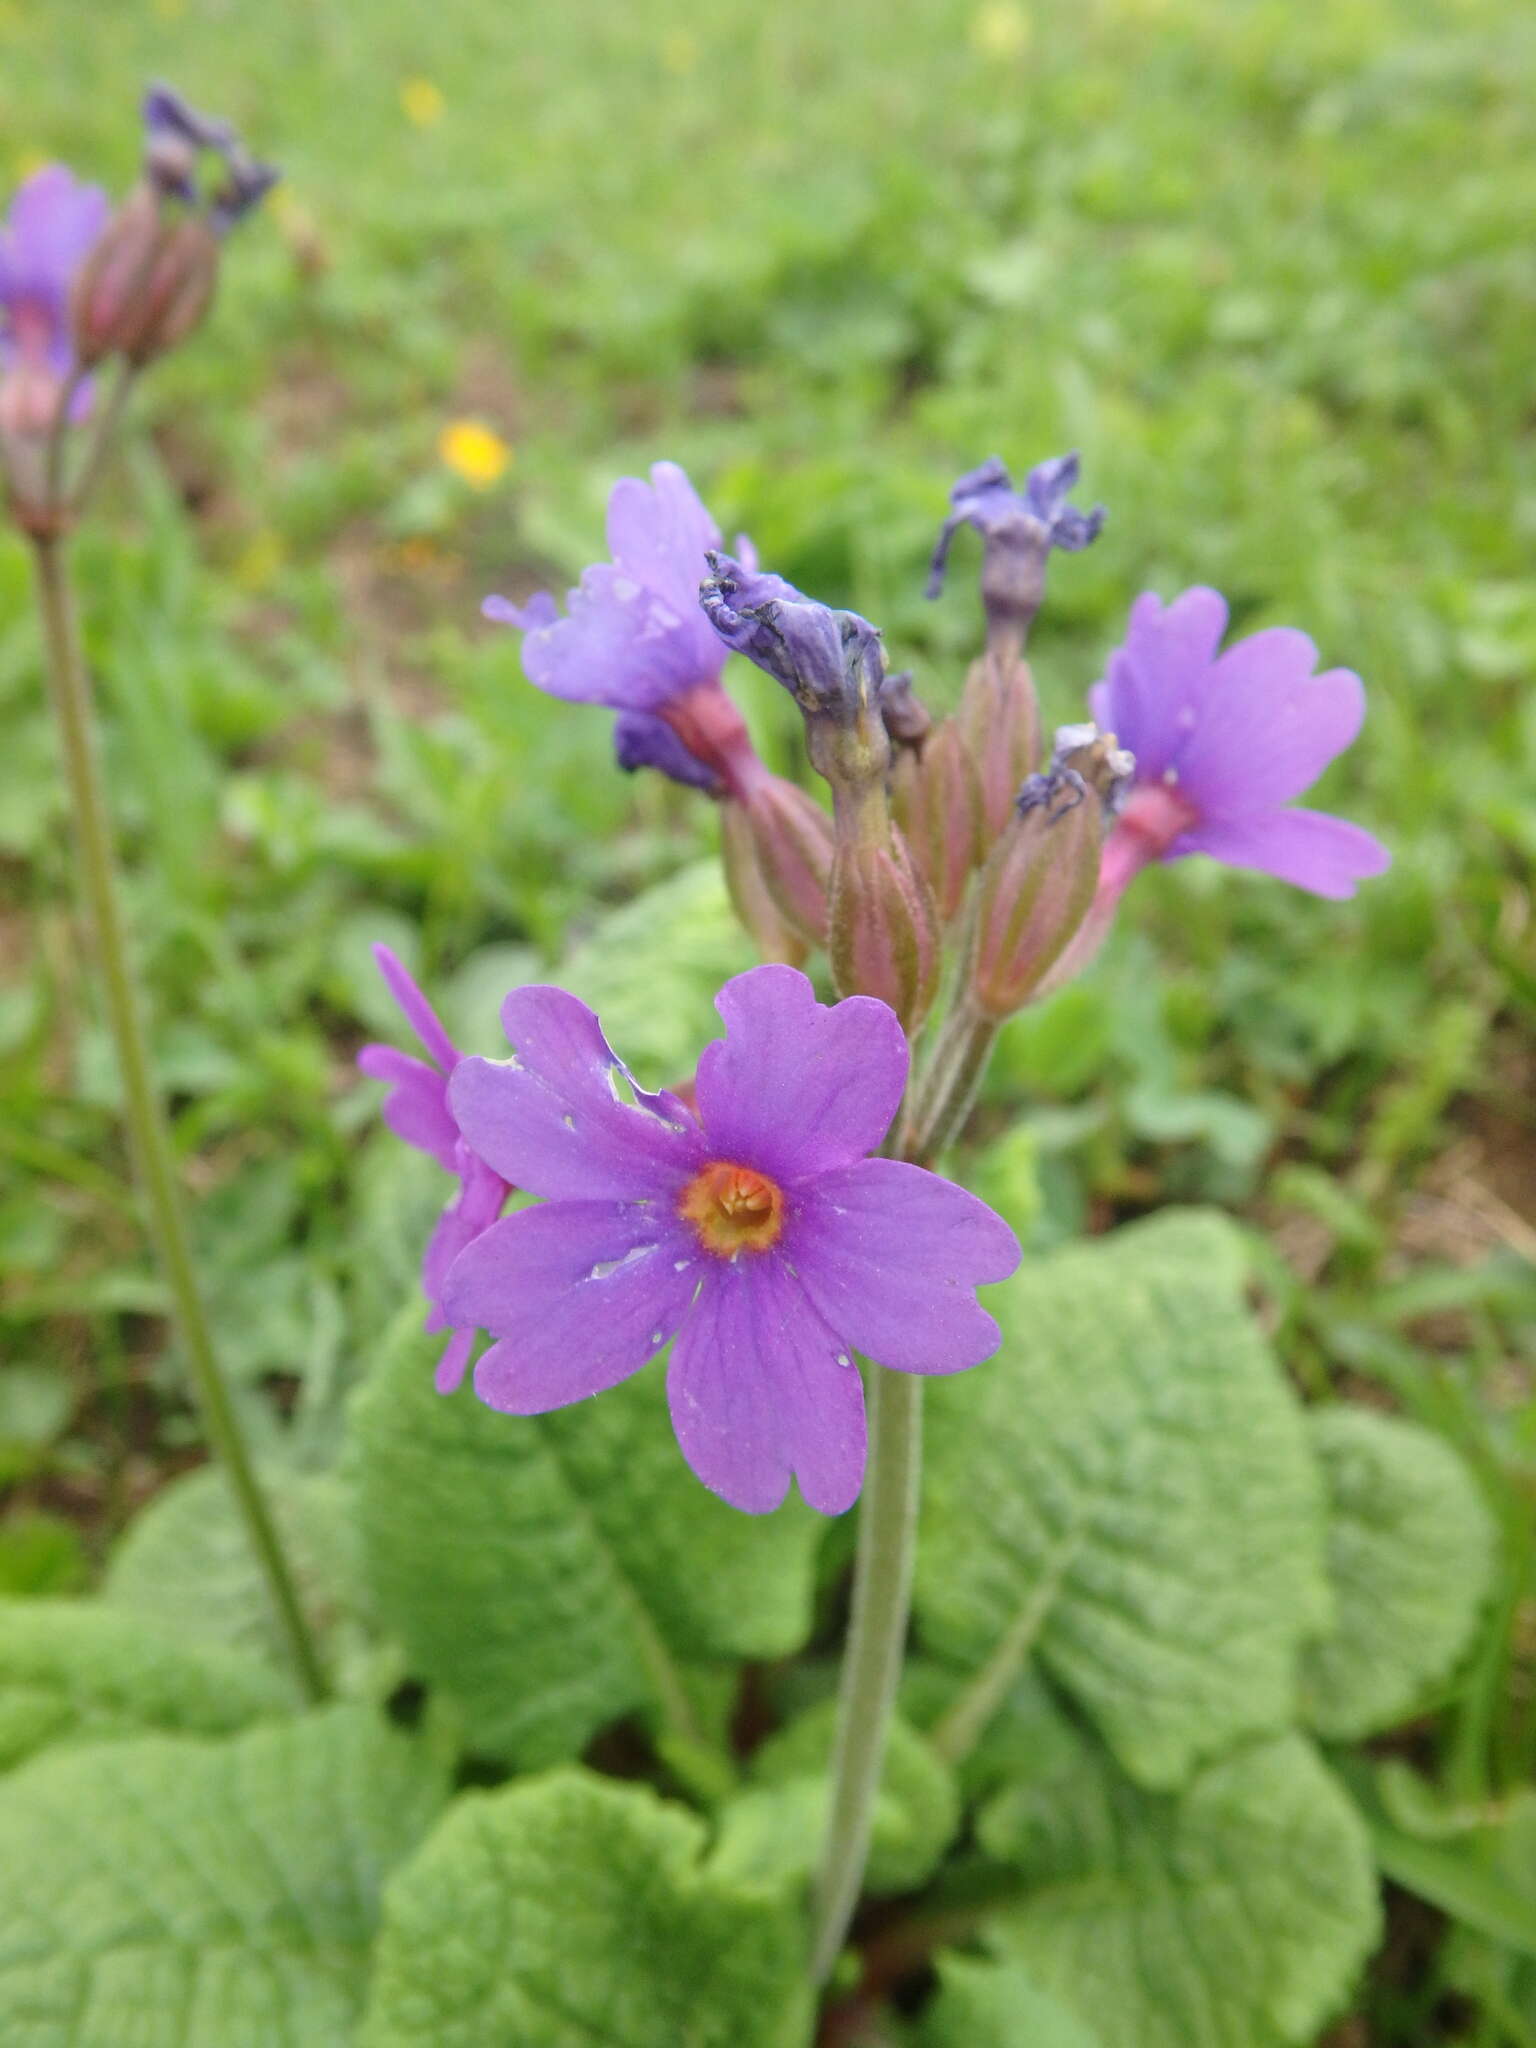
926 453 1104 644
356 945 509 1394
443 964 1020 1515
484 462 771 796
0 167 110 407
700 552 884 725
1088 587 1391 900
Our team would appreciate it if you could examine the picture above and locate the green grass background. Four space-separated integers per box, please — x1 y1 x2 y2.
0 0 1533 2026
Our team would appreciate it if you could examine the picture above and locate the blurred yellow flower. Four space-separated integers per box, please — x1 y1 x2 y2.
400 78 445 128
233 530 285 593
154 0 187 20
662 31 699 77
439 420 512 489
14 148 49 180
970 0 1032 59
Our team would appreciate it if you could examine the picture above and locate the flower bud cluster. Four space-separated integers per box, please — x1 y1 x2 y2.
0 87 274 537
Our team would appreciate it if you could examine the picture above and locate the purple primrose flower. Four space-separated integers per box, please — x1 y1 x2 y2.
1088 586 1391 901
0 166 110 417
356 945 509 1394
484 462 772 796
443 964 1020 1515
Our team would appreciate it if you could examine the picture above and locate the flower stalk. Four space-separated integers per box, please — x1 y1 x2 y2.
808 995 1007 1985
32 531 327 1704
809 1364 923 1985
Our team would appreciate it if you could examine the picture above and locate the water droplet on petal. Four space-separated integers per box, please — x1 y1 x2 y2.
835 1352 851 1369
673 1258 691 1272
650 1330 664 1346
562 1113 576 1129
587 1244 655 1281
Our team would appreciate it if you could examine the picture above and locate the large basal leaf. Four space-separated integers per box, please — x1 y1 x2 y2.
915 1210 1330 1788
557 860 756 1088
979 1725 1380 2048
349 1322 823 1765
917 1953 1102 2047
0 1598 288 1770
711 1700 959 1896
360 1766 810 2048
102 1464 378 1695
0 1705 448 2048
1299 1406 1495 1740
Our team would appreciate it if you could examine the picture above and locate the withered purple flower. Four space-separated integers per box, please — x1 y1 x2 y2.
927 452 1105 646
700 552 883 726
356 945 509 1394
443 965 1019 1514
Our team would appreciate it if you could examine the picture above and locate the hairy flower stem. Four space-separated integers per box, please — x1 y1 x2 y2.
810 1364 922 1985
901 997 1000 1166
810 1001 1001 1986
32 534 328 1705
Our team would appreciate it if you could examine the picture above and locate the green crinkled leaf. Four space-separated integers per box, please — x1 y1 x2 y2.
1300 1406 1495 1740
361 1767 810 2048
349 1322 823 1765
0 1599 289 1769
0 1704 449 2048
979 1727 1379 2048
103 1464 377 1694
711 1701 959 1895
558 860 756 1087
915 1211 1329 1788
916 1953 1102 2047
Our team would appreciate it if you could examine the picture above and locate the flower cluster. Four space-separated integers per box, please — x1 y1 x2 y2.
365 445 1390 1517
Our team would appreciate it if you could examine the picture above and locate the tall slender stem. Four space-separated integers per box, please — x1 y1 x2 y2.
32 533 327 1704
809 1365 923 1985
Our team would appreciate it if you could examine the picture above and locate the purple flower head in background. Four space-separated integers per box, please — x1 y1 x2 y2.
484 462 774 797
0 167 110 420
700 551 884 727
142 84 279 234
926 453 1105 644
444 964 1019 1514
1089 587 1391 901
356 945 509 1394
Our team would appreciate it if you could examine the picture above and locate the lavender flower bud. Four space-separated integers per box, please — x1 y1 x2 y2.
967 723 1133 1019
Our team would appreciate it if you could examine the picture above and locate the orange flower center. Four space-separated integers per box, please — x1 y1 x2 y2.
678 1160 785 1257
